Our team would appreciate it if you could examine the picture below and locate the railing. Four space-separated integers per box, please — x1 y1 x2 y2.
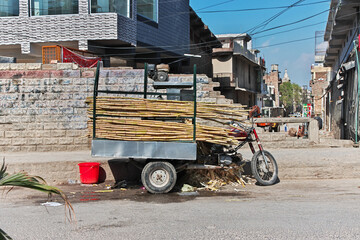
254 117 320 143
233 44 256 62
92 62 198 142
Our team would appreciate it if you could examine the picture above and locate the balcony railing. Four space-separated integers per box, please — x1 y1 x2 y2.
233 42 256 62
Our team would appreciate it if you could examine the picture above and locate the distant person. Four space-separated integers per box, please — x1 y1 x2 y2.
314 116 323 130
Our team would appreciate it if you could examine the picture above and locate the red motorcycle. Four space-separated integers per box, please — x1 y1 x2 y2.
201 107 278 186
228 119 278 186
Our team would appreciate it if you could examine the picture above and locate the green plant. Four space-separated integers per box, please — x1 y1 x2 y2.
280 82 302 113
0 159 74 240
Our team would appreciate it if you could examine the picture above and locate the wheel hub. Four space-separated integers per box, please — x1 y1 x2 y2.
259 161 269 173
150 169 168 187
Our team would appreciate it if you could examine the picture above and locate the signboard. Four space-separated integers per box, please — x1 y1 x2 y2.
302 103 312 117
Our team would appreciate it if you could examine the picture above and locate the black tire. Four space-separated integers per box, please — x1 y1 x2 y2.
251 150 278 186
269 126 273 132
141 161 177 194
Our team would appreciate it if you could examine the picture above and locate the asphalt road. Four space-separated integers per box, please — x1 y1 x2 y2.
1 178 360 240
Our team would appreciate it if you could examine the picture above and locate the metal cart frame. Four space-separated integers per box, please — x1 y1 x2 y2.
91 62 199 193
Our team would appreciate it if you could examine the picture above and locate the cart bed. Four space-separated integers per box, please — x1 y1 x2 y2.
91 139 197 161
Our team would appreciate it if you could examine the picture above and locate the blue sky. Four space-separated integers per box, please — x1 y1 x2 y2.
189 0 331 87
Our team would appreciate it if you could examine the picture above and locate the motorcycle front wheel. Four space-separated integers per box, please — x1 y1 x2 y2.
251 150 278 186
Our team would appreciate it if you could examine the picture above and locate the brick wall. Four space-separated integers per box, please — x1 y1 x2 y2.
0 63 215 152
264 71 280 107
310 76 327 116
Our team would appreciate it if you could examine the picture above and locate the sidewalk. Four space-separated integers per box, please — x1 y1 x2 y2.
2 147 360 184
2 151 110 184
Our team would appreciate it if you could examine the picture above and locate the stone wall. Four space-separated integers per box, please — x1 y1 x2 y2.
0 63 220 152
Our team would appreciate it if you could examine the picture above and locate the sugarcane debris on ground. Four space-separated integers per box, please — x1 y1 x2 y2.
86 97 249 146
180 164 253 192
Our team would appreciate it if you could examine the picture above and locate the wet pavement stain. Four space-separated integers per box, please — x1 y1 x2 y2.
10 182 253 205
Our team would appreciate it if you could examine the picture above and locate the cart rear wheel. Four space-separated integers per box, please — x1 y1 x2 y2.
141 161 177 194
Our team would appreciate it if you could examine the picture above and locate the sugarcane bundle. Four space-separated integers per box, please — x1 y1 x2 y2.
86 97 248 123
86 96 250 146
88 117 246 145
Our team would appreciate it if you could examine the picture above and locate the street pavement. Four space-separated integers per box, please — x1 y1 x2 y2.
1 147 360 240
1 178 360 240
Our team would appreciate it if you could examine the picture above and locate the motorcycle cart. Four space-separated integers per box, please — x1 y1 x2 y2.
91 63 278 193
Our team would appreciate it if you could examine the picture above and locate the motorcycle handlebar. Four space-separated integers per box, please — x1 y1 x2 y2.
230 121 249 131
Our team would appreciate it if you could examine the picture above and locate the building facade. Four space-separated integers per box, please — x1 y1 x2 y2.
0 0 190 67
211 34 266 107
323 0 360 141
310 65 332 125
263 64 282 107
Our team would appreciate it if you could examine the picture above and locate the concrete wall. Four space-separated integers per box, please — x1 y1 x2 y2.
0 63 216 152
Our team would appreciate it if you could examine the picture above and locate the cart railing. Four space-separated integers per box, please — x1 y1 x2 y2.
92 62 198 142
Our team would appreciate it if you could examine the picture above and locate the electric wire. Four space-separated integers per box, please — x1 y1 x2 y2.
197 1 330 13
252 9 329 35
246 0 305 34
0 2 358 62
2 8 355 57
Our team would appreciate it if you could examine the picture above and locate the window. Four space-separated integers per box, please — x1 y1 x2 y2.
42 45 61 64
31 0 78 16
137 0 157 22
0 0 19 17
91 0 131 18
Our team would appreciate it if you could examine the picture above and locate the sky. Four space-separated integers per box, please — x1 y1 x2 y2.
189 0 331 87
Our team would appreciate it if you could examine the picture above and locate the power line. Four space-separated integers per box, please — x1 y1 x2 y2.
246 0 305 34
197 0 330 13
0 8 334 54
253 21 326 40
255 36 321 49
251 9 329 35
196 0 236 11
1 3 359 62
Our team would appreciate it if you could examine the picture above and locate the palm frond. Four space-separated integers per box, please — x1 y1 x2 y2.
0 158 8 180
0 227 13 240
0 159 75 222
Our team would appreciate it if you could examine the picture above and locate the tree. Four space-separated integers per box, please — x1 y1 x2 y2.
0 159 74 239
279 82 302 114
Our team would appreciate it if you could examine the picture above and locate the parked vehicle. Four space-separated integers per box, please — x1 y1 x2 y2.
226 115 279 186
254 106 285 132
91 63 278 193
289 112 301 118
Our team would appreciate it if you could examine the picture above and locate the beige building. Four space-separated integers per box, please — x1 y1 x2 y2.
211 34 266 107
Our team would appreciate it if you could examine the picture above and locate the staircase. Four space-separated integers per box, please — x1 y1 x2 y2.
201 78 233 104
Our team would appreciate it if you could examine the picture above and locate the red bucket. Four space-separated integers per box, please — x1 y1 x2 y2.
78 162 100 184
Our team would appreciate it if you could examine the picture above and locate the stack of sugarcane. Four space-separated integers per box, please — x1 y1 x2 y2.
86 97 249 146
